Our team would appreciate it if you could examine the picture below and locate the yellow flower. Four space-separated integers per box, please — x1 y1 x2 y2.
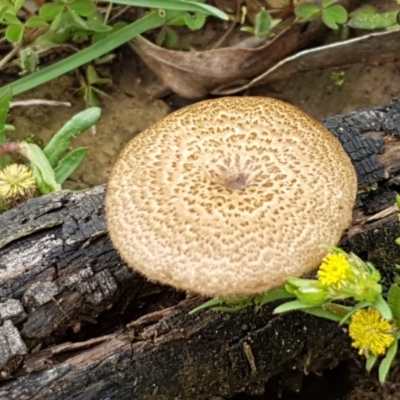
0 163 36 209
349 308 395 357
318 253 350 288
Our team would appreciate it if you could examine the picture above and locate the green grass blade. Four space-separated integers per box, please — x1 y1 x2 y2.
106 0 229 20
43 107 101 167
0 86 12 145
3 11 168 96
54 147 88 184
19 142 61 193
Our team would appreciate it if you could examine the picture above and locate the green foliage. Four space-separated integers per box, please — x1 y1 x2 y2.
295 0 348 30
0 87 101 195
0 0 228 96
348 7 400 30
0 87 12 169
240 7 281 38
192 242 400 383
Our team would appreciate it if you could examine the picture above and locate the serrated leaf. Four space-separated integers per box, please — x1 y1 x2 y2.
5 23 23 42
25 16 49 28
294 3 321 20
39 3 63 21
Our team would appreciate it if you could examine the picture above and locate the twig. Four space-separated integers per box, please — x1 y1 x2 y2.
0 43 22 70
10 100 71 108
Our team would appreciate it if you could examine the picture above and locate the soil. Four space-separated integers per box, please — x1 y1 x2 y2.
2 23 400 400
4 48 400 191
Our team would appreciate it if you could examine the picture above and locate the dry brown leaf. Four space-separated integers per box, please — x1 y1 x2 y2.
129 18 324 98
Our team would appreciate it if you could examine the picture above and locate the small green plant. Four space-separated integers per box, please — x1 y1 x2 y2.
240 7 281 38
0 86 101 211
76 64 112 108
0 1 229 96
294 0 348 30
192 237 400 383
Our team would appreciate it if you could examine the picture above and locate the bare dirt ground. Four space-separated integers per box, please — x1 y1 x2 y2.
4 48 400 192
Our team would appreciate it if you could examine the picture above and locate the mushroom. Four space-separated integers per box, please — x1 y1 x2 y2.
106 97 357 297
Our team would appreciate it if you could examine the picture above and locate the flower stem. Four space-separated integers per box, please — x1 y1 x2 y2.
0 142 21 158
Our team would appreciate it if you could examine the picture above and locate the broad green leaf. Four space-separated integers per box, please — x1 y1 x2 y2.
349 5 376 17
373 295 393 321
366 354 378 372
54 147 88 184
0 6 8 21
294 3 320 20
25 16 49 28
348 10 399 30
68 0 96 17
388 284 400 325
254 8 271 38
3 11 21 24
13 0 24 12
322 5 348 30
39 3 63 21
379 340 398 383
19 142 61 194
5 24 23 42
4 11 170 96
44 107 101 166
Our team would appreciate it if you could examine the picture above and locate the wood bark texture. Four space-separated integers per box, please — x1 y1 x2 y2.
1 102 400 400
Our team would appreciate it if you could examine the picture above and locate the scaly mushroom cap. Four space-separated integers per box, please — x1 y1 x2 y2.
106 97 357 297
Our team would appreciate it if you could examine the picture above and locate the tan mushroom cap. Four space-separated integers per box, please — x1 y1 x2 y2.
106 97 357 297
